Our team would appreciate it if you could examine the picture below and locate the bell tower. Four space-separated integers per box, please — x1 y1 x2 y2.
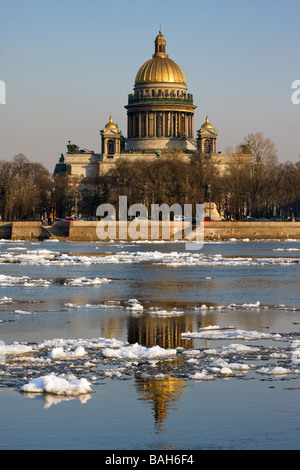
197 116 218 154
100 116 122 159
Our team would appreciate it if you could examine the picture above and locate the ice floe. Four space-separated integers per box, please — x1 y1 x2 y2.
102 343 177 360
20 373 92 395
126 299 144 311
64 277 111 286
0 246 299 267
147 307 184 316
1 322 300 401
0 274 51 287
64 300 123 310
36 336 126 351
0 296 12 304
181 325 281 340
0 342 33 355
0 274 111 288
11 309 35 315
256 366 299 376
49 346 87 359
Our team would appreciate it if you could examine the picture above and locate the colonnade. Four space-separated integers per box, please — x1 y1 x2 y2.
127 111 194 139
198 137 217 154
102 137 121 156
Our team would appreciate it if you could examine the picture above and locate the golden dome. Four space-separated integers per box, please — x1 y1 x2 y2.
105 115 118 130
135 58 186 84
201 115 214 130
135 31 186 85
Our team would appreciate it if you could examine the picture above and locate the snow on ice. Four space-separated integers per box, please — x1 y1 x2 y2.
20 373 92 396
0 246 299 268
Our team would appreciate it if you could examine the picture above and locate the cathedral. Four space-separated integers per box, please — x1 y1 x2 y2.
54 30 226 185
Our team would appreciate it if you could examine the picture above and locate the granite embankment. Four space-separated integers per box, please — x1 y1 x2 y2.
1 220 300 241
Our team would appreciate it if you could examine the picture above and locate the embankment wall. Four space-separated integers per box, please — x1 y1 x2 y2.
67 220 300 241
0 221 299 241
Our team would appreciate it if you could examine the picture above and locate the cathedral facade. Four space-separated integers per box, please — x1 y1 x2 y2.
54 31 223 185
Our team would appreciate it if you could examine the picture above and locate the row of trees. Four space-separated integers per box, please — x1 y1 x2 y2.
0 133 299 221
106 132 300 220
0 154 53 221
107 152 300 221
0 154 111 221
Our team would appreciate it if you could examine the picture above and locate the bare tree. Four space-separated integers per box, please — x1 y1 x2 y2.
240 132 278 167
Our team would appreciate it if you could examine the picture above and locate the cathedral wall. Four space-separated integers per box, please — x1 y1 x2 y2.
66 153 100 179
99 151 194 175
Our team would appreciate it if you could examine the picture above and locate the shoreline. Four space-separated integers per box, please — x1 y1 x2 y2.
0 220 299 242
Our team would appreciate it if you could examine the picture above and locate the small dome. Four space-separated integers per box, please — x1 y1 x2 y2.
155 30 166 43
201 116 214 130
105 116 118 130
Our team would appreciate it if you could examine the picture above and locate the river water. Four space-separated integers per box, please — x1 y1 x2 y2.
0 238 300 450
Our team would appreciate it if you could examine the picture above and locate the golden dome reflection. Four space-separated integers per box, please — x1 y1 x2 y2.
135 31 186 85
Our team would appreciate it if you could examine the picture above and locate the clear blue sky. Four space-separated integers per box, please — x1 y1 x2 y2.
1 0 299 171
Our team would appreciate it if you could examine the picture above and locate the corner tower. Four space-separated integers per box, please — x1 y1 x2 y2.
125 31 196 152
197 116 218 154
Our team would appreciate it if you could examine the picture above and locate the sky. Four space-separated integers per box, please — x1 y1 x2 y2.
1 0 299 172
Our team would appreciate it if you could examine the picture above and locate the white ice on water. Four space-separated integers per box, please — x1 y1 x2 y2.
0 246 299 268
20 373 92 395
0 320 299 399
102 343 177 360
181 325 281 340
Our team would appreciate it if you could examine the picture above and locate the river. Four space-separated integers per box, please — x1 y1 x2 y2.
0 238 300 450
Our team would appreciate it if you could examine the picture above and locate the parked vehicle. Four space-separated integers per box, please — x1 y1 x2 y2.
242 217 257 221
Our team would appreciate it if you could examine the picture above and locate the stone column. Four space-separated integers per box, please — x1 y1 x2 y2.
129 114 133 138
134 114 138 138
145 112 148 137
138 113 142 138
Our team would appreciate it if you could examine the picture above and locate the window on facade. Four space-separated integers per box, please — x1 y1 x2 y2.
204 139 212 153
